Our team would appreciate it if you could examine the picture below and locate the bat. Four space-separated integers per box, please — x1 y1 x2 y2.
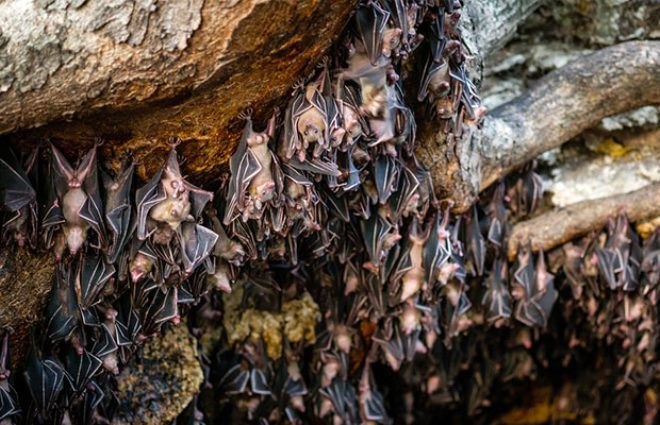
367 82 416 156
218 363 250 395
465 205 486 276
224 112 279 224
0 147 38 247
399 219 428 301
0 333 20 422
50 143 106 255
102 159 135 263
23 346 66 417
424 209 452 286
512 246 557 327
177 221 218 275
355 1 392 65
361 213 395 270
282 70 344 164
335 81 367 148
80 380 104 425
77 254 116 313
63 347 103 392
485 182 507 247
46 264 85 353
481 259 512 322
358 364 388 423
128 239 158 283
373 154 399 204
136 147 213 242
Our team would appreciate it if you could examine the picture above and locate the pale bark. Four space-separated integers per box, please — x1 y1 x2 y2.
418 41 660 212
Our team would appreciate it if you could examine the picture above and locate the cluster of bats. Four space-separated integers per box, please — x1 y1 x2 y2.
0 0 657 424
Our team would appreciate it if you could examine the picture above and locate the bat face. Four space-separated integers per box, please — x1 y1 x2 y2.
137 147 213 245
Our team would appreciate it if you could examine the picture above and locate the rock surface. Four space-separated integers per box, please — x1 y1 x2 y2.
113 323 204 425
0 248 55 369
2 0 356 181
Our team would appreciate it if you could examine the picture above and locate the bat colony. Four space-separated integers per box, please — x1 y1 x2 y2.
0 1 658 424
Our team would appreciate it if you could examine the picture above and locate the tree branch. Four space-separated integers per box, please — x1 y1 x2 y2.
480 41 660 191
506 183 660 260
419 41 660 212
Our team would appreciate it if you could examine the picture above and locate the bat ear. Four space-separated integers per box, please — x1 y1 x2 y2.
50 143 75 183
76 145 98 182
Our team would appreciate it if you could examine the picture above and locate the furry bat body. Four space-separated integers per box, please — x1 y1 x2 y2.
47 144 105 257
224 112 280 225
136 147 212 245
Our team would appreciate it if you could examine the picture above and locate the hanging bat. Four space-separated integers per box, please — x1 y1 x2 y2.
0 333 20 422
80 380 104 425
464 205 486 276
335 81 367 148
223 111 280 225
177 221 218 275
361 213 395 271
373 154 399 204
355 1 393 65
399 219 428 301
49 143 106 256
424 209 453 286
0 147 38 247
63 347 103 393
23 346 66 418
481 258 512 323
102 159 135 263
218 363 250 395
512 246 557 327
358 364 388 423
485 182 507 247
46 264 86 354
136 146 213 243
368 83 416 156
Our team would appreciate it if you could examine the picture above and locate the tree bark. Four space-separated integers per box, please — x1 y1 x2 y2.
506 183 660 260
418 41 660 212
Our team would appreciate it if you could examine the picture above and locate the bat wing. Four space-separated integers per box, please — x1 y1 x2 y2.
219 364 250 395
91 323 119 358
223 144 261 225
104 162 135 262
0 149 36 212
373 155 398 204
417 53 449 101
46 268 79 341
250 368 272 395
360 215 392 267
179 222 219 274
64 348 103 392
424 214 451 284
185 182 214 219
324 190 351 223
81 380 104 425
596 247 618 290
0 380 19 421
80 147 107 247
466 206 486 276
288 156 340 176
135 169 165 240
24 350 65 415
356 2 390 65
49 143 75 199
79 255 115 309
